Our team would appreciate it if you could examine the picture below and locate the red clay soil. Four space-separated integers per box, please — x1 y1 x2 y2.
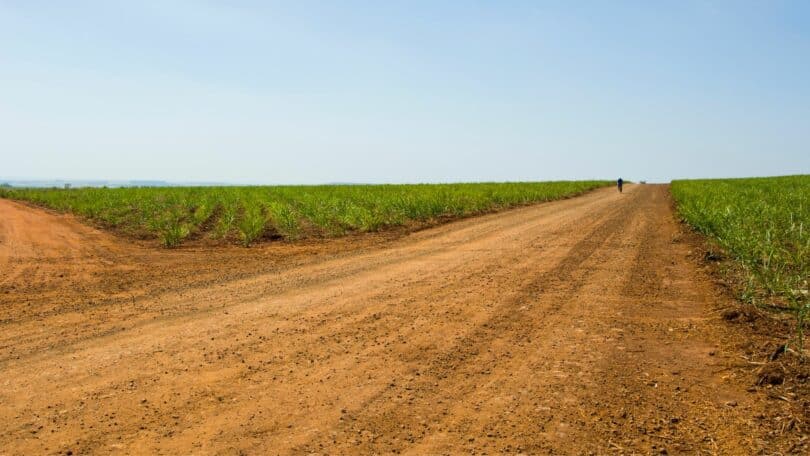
0 185 806 454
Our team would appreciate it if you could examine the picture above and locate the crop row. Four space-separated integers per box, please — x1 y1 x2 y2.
0 181 610 247
671 175 809 347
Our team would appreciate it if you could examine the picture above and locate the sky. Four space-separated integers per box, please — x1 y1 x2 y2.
1 1 809 184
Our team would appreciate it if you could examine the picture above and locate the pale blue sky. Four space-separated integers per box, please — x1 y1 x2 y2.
1 1 808 184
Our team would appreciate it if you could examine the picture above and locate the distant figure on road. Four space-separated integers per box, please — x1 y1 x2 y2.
617 178 623 193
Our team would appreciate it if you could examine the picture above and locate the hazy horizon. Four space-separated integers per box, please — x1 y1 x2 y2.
2 1 809 184
4 174 810 189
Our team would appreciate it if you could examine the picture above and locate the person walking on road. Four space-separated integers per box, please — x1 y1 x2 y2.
617 177 623 193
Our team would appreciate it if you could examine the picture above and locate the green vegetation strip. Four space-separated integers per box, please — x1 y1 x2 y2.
671 176 809 344
0 181 610 247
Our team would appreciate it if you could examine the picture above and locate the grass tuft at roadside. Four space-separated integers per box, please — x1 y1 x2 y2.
671 175 810 351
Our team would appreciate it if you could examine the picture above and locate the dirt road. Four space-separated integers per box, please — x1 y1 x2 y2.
0 185 792 454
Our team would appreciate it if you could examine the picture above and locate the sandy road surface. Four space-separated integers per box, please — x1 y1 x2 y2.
0 185 786 454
